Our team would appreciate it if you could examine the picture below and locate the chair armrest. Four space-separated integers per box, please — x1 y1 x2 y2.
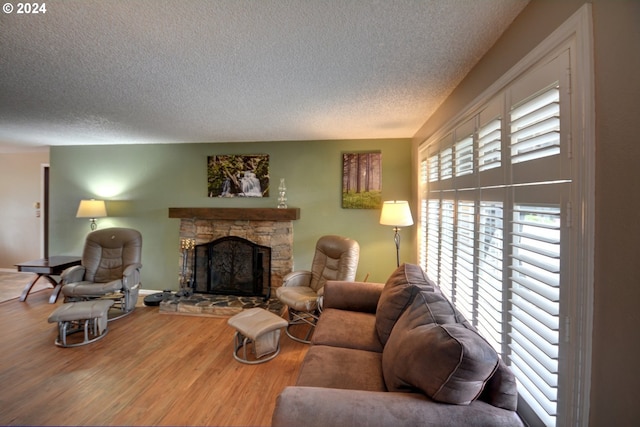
322 280 384 313
60 265 86 284
122 263 142 290
282 270 312 287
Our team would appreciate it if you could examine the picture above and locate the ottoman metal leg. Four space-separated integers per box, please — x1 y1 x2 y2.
48 300 114 347
285 307 319 344
228 308 288 364
232 329 283 364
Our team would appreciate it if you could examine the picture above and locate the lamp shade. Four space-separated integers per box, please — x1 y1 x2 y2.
380 200 413 227
76 199 107 218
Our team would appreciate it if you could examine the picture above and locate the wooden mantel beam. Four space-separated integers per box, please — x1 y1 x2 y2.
168 207 300 221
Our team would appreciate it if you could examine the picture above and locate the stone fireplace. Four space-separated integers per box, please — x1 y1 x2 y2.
169 208 300 294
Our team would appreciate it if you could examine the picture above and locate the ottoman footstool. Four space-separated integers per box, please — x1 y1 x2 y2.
47 300 114 347
227 307 288 364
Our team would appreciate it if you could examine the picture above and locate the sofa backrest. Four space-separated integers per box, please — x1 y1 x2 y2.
375 263 435 345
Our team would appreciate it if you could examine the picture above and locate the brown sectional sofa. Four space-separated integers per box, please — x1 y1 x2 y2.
272 263 524 427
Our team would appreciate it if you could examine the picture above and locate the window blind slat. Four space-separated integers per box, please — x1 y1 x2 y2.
428 155 439 182
510 85 560 165
478 117 502 172
455 136 474 177
509 330 558 378
511 295 559 331
511 88 559 121
511 274 560 302
440 148 453 180
509 368 557 426
510 352 558 404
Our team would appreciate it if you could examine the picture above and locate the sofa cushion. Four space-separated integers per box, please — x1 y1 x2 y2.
296 345 386 392
382 293 499 405
312 308 383 353
375 263 436 346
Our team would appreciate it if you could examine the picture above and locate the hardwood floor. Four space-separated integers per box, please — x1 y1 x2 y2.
0 291 308 426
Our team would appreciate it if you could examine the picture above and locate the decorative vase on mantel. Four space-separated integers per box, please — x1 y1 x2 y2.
277 178 288 209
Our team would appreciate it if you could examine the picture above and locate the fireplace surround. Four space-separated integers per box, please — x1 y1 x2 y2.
169 208 300 293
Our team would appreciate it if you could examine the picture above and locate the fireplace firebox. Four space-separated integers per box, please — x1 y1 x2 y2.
193 236 271 300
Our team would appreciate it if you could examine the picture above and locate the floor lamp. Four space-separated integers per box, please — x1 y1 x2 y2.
380 200 414 267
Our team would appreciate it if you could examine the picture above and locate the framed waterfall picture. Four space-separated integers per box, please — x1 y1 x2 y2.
207 154 270 198
342 151 382 209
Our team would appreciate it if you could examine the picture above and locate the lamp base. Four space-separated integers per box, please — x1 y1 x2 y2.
393 227 401 267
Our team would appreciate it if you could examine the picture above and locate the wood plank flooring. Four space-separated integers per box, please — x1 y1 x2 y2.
0 291 308 426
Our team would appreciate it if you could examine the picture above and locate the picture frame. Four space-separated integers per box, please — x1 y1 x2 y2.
342 151 382 209
208 154 269 198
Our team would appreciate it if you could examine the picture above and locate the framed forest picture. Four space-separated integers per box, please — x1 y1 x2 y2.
342 151 382 209
207 154 269 198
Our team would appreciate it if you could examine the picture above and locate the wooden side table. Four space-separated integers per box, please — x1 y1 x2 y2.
15 256 82 304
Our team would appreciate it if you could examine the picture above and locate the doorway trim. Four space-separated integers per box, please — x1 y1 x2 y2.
40 163 49 258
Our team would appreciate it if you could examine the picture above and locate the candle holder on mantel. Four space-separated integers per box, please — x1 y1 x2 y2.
179 238 196 296
277 178 288 209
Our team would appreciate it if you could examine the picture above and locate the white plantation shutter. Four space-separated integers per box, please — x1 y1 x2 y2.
419 159 429 268
417 20 595 425
454 200 475 320
439 200 455 300
426 199 440 281
476 200 504 354
509 204 561 426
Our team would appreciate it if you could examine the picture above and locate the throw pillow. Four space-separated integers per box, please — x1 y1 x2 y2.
375 263 436 345
479 358 519 411
382 293 499 405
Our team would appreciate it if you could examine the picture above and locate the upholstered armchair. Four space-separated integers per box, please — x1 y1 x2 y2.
276 235 359 343
61 227 142 320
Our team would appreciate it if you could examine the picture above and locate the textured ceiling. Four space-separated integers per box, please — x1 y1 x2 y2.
0 0 528 152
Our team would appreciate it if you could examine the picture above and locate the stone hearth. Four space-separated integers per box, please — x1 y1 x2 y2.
159 294 284 317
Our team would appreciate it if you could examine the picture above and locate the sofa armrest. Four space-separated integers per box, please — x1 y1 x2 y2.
272 387 524 427
322 280 383 313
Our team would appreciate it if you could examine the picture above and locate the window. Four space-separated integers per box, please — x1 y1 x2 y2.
417 6 594 426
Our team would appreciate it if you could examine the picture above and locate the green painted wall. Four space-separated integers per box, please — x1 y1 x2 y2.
49 139 414 291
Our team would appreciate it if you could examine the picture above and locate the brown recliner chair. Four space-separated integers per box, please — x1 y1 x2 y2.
61 227 142 320
276 235 359 343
